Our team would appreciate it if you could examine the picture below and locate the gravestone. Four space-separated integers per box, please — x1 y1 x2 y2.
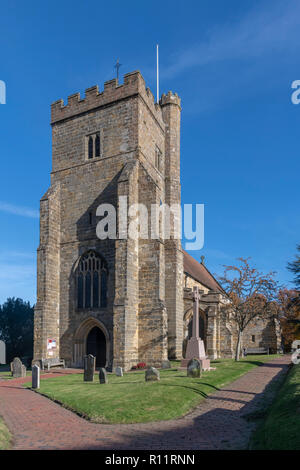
115 366 123 377
99 367 108 384
145 367 160 382
11 357 26 378
0 340 5 365
161 360 171 369
32 365 40 389
187 358 202 378
84 354 95 382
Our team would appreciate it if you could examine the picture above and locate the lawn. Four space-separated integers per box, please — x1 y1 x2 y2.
250 362 300 450
0 417 11 450
0 370 31 380
25 355 280 424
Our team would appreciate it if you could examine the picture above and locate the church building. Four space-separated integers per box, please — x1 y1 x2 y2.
33 71 281 370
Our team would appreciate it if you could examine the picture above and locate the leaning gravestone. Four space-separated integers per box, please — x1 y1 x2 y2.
161 360 171 369
187 358 202 378
0 340 5 365
99 367 108 384
115 366 123 377
11 357 26 378
32 365 40 389
145 367 160 382
84 354 95 382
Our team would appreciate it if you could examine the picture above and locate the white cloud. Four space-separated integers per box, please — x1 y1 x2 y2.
162 2 300 79
203 248 232 261
0 201 39 219
0 263 35 281
0 251 36 261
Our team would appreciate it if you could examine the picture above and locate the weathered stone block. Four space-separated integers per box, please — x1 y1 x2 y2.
145 367 160 382
99 368 108 384
187 358 202 378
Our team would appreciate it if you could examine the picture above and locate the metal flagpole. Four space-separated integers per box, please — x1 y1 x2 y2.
156 44 159 103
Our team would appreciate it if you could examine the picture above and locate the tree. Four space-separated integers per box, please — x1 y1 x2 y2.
287 244 300 288
219 258 279 361
0 298 34 364
277 289 300 351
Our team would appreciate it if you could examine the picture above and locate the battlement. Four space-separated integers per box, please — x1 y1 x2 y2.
51 70 166 126
160 91 181 109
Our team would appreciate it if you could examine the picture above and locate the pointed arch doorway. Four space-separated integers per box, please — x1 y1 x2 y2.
86 326 106 367
73 317 110 368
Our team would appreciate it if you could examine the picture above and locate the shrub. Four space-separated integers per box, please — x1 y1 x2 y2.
136 362 147 369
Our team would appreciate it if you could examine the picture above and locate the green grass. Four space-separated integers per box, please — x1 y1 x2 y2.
0 363 32 379
25 355 279 424
0 370 31 380
250 362 300 450
0 417 11 450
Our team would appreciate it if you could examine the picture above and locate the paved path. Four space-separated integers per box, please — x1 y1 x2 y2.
0 356 290 450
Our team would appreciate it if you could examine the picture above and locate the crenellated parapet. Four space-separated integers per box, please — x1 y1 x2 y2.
160 91 181 109
51 70 165 126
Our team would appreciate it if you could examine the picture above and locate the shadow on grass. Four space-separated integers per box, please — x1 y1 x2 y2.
158 380 221 398
240 360 265 366
158 383 209 398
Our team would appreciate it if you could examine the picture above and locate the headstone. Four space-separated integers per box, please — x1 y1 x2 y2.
99 367 108 384
84 354 95 382
161 360 171 369
32 365 40 389
11 357 26 378
145 367 160 382
0 340 5 364
115 366 123 377
187 358 202 378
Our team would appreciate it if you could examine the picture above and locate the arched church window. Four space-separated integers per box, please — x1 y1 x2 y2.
100 270 107 308
88 136 93 159
76 251 108 309
95 133 100 157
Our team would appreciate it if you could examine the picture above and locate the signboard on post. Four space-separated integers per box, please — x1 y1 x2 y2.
47 339 57 357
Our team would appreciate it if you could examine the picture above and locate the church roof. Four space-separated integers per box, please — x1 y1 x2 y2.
183 250 225 294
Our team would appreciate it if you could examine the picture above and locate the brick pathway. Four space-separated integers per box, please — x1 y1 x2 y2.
0 356 290 450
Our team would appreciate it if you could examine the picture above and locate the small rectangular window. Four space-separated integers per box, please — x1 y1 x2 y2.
155 146 163 172
252 335 255 343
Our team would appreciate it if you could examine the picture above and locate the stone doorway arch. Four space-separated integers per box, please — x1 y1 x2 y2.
73 317 110 368
86 326 106 367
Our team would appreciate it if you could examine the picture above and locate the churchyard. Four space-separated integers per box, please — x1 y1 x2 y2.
0 363 30 380
23 355 279 424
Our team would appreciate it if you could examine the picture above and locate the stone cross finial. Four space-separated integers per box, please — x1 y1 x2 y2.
114 58 122 81
200 255 205 265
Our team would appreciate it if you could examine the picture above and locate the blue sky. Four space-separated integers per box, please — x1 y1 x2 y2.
0 0 299 305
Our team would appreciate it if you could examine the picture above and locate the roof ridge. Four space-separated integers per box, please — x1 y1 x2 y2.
183 250 225 294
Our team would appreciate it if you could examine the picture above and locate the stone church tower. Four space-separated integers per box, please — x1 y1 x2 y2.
33 71 184 370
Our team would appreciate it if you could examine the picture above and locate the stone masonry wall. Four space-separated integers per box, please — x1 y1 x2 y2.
35 71 185 370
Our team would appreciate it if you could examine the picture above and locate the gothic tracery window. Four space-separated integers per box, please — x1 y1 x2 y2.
76 251 108 309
